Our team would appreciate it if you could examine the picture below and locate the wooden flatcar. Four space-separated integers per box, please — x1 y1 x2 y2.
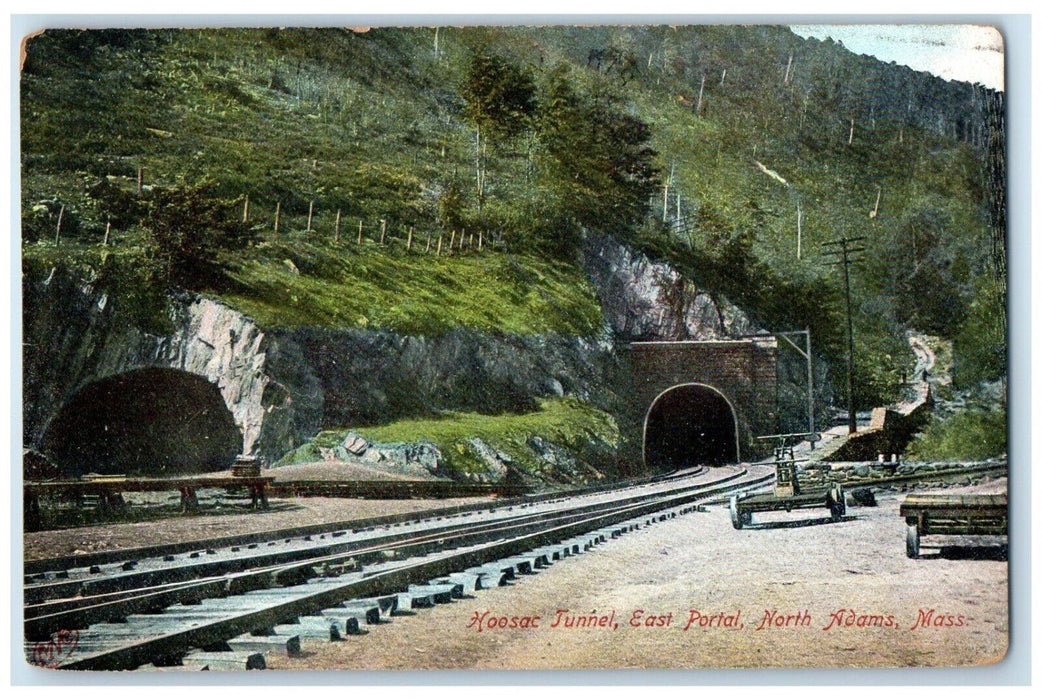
899 493 1007 558
730 434 845 529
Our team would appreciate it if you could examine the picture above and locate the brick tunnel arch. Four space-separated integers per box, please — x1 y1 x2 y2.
642 383 740 470
40 368 242 478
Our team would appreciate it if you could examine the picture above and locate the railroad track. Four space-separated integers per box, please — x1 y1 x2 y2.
25 464 772 671
700 460 1008 505
24 460 1004 671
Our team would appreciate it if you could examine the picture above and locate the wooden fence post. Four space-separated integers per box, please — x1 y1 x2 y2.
103 219 111 246
243 194 250 223
358 219 364 245
449 230 456 251
425 234 431 253
307 200 314 232
274 202 281 238
334 210 341 242
137 167 144 194
407 227 414 251
437 234 443 256
478 230 483 251
379 219 387 245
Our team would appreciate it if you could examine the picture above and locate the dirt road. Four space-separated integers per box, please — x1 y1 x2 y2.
269 480 1008 671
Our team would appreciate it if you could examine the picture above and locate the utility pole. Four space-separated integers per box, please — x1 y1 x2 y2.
822 235 866 434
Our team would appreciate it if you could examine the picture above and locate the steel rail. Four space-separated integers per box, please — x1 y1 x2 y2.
27 467 763 641
25 467 718 604
25 466 707 575
44 469 773 670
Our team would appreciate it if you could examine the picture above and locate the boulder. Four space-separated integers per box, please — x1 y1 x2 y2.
849 487 877 507
362 441 442 477
332 432 370 460
467 438 512 483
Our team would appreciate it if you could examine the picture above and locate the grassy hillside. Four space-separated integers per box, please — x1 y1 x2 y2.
276 397 619 484
20 25 1005 411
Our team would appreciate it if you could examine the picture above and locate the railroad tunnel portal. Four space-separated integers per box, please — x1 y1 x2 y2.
644 384 739 468
40 368 242 478
624 339 778 471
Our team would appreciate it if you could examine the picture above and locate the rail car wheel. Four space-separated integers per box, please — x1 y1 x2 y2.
906 522 920 558
828 483 846 521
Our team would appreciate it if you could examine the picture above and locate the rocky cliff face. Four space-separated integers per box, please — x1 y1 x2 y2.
22 269 295 461
579 231 760 341
23 232 762 470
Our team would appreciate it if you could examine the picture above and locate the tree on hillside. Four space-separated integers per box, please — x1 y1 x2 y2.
461 47 537 141
143 180 255 290
461 46 537 211
534 65 658 249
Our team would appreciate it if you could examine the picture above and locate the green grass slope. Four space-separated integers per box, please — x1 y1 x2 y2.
21 25 1005 410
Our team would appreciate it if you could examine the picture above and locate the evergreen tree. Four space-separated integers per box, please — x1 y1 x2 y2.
535 65 658 246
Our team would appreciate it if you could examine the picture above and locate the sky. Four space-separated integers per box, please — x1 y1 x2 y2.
789 24 1005 91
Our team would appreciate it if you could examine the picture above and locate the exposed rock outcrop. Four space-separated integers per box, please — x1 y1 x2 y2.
580 231 760 341
23 231 771 474
22 269 302 463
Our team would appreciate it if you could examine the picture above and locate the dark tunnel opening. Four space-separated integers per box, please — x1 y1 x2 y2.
40 368 242 478
643 384 739 470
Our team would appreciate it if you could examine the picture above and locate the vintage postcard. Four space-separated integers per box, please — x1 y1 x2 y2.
18 21 1010 675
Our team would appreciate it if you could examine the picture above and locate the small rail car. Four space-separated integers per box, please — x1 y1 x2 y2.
899 493 1007 558
729 434 845 529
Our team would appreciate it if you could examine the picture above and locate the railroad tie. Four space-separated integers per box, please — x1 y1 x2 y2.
530 547 564 563
496 557 535 575
227 633 301 656
331 603 381 625
521 551 552 568
181 650 266 671
353 595 399 617
294 616 348 640
408 583 459 603
272 622 335 642
430 572 482 594
463 566 510 587
133 663 210 672
316 610 365 635
397 591 434 610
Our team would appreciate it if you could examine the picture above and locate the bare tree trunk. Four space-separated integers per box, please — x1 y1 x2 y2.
796 199 803 259
54 204 65 245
